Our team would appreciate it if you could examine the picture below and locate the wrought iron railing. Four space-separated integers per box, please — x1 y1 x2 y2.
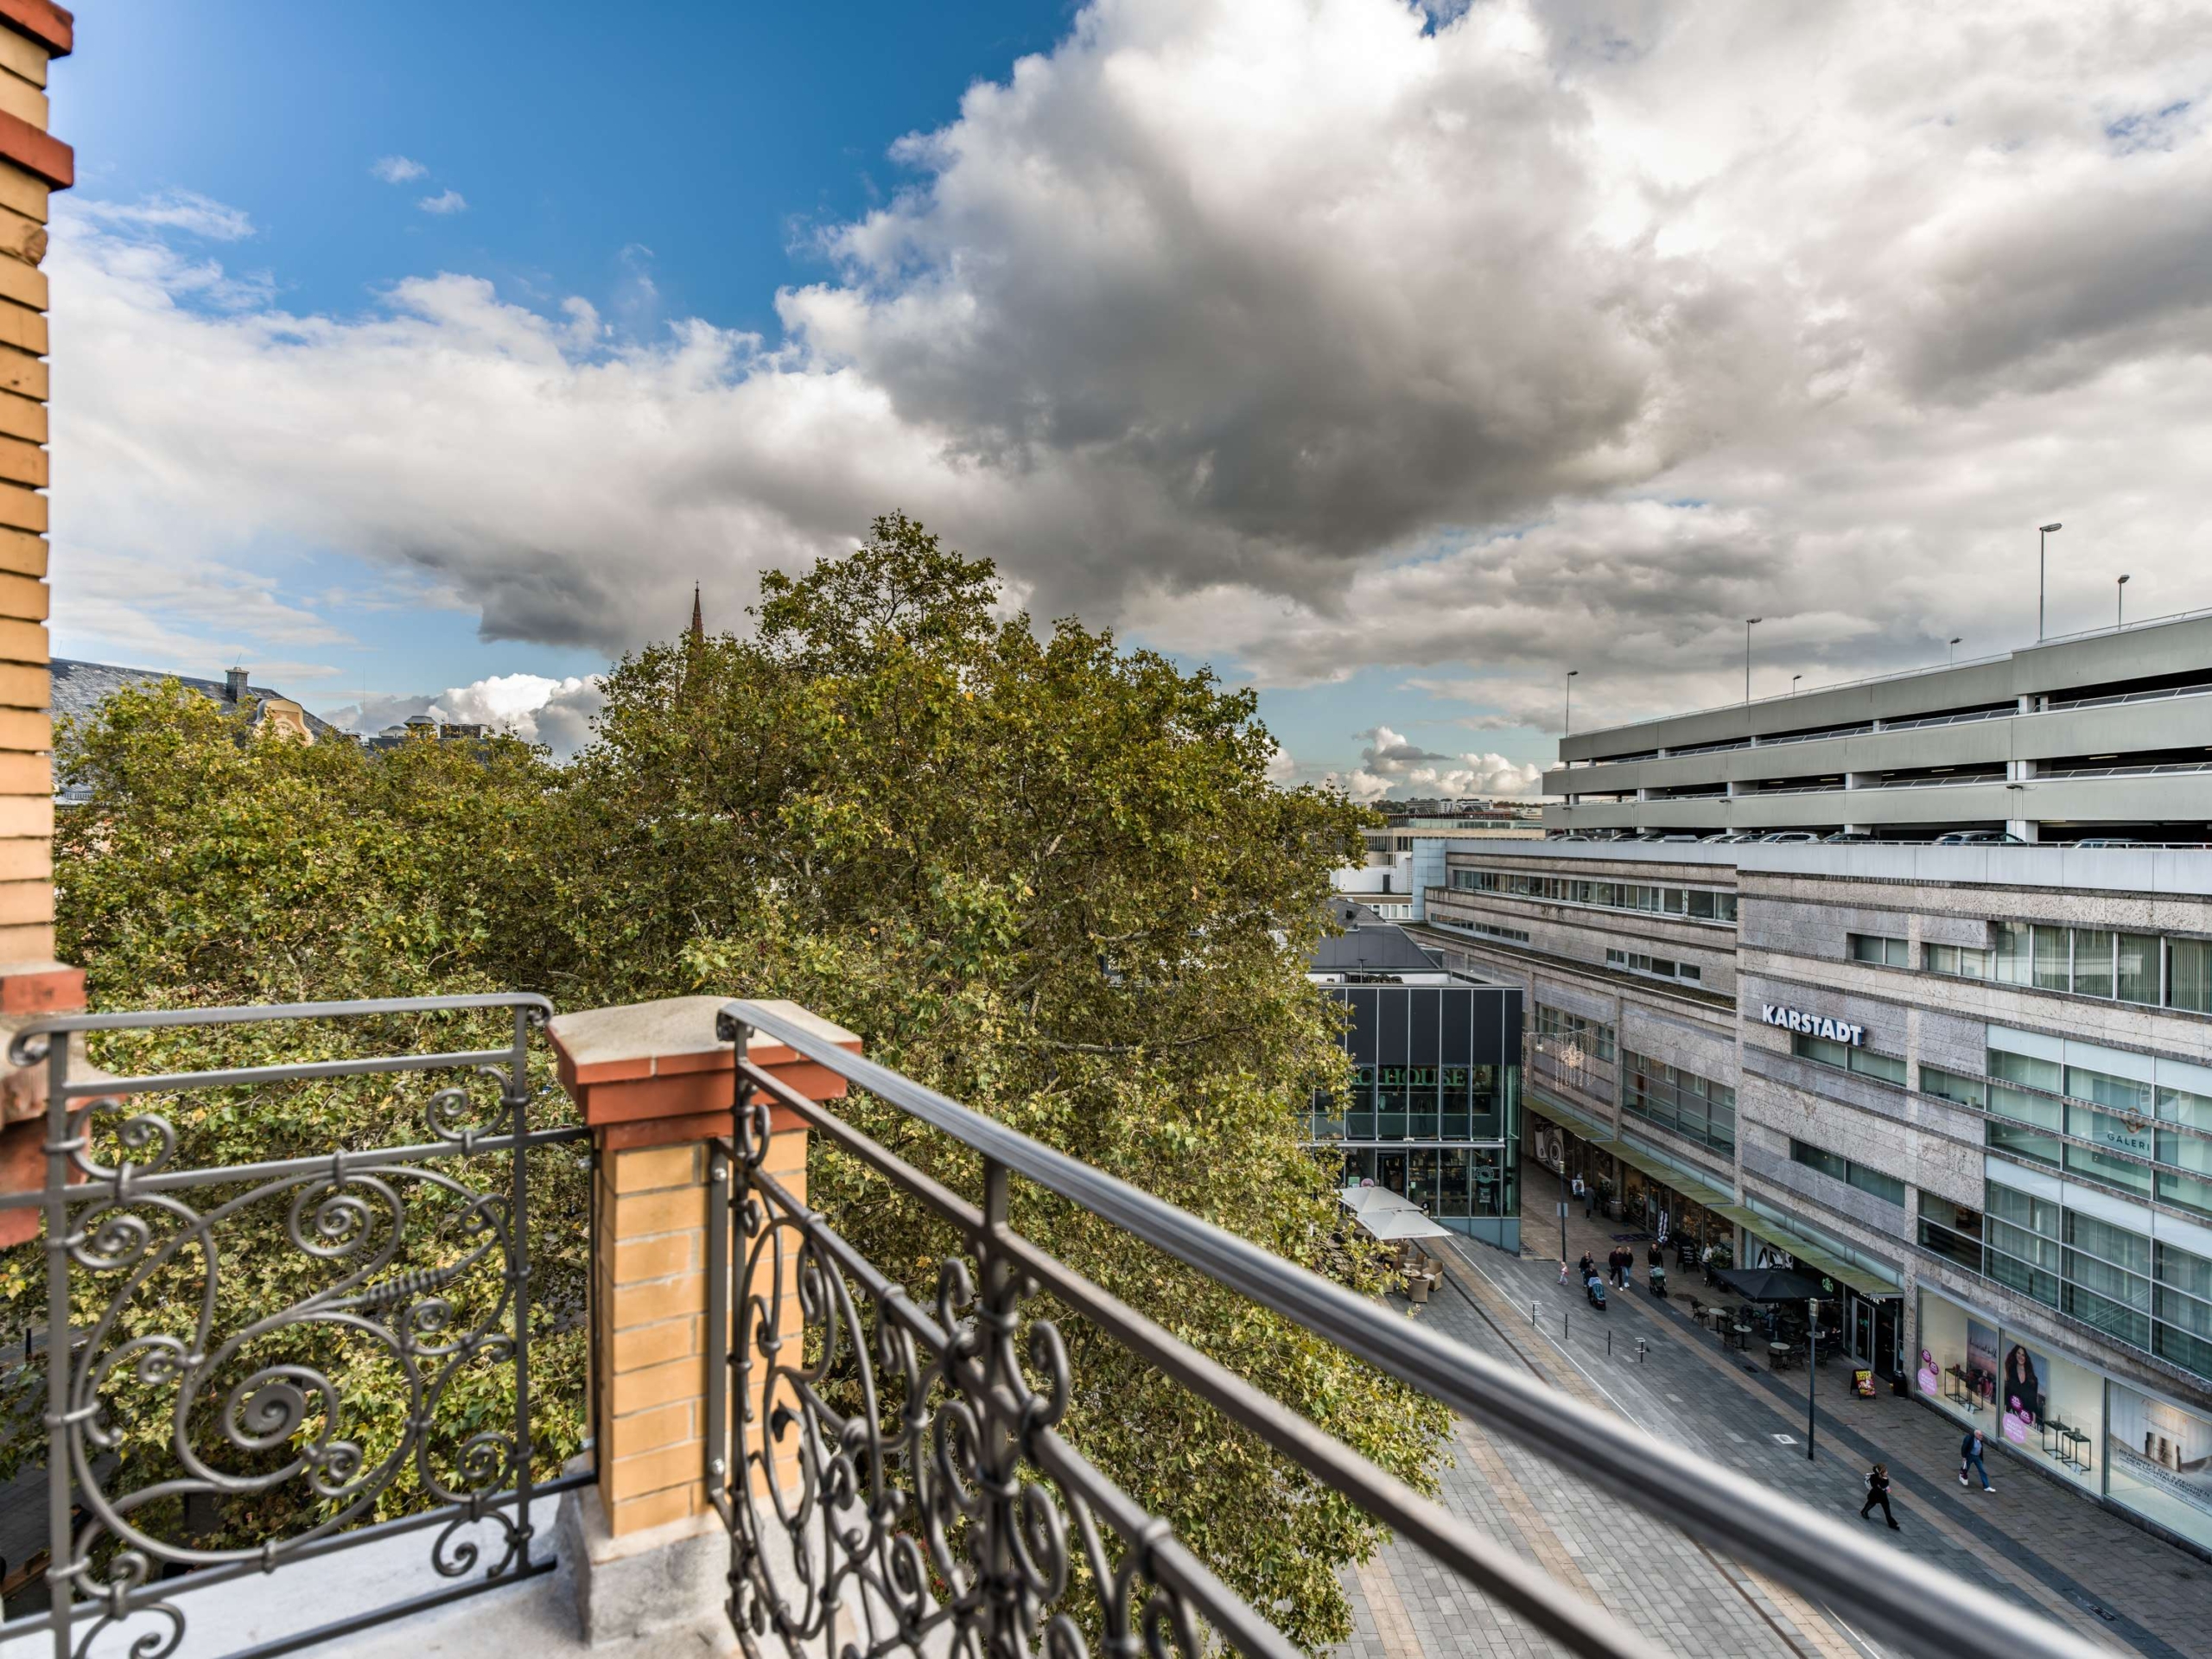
709 999 2104 1659
0 994 592 1659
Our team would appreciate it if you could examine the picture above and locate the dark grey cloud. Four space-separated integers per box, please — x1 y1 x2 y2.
51 0 2212 762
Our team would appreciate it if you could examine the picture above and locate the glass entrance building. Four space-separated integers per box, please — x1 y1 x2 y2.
1308 907 1523 1248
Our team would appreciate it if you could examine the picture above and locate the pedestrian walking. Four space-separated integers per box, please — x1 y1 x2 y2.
1859 1462 1899 1529
1647 1243 1663 1274
1579 1174 1593 1219
1959 1428 1994 1492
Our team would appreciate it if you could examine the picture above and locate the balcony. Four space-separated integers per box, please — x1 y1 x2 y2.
0 995 2102 1659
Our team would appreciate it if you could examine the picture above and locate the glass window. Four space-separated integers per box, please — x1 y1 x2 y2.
1917 1193 1983 1270
2071 929 2115 999
1989 1048 2062 1094
1790 1139 1849 1183
1792 1032 1847 1068
1850 933 1908 967
1920 1064 1987 1108
2117 932 2160 1005
2107 1382 2212 1548
2032 925 2071 992
1688 889 1718 920
1927 943 1993 979
2171 938 2212 1014
1852 1048 1908 1084
2068 1064 2152 1115
2065 1210 2151 1275
1993 921 2033 986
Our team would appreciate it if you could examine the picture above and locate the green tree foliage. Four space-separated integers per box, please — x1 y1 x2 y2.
19 513 1446 1647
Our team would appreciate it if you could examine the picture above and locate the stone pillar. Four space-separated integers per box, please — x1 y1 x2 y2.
544 994 861 1650
0 3 68 968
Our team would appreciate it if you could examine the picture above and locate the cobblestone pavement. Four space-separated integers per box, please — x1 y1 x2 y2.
1333 1163 2212 1659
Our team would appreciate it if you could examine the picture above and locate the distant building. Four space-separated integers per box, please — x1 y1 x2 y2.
52 659 334 744
1334 801 1543 922
1308 896 1524 1247
364 714 486 752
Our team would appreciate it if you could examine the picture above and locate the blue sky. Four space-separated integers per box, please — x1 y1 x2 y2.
51 0 1555 780
48 3 2212 786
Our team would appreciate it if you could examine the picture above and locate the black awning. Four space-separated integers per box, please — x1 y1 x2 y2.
1713 1266 1833 1303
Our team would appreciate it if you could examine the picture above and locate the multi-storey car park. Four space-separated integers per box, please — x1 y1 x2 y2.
1548 609 2212 844
1409 834 2212 1556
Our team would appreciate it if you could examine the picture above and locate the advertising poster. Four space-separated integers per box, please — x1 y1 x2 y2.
2108 1383 2212 1542
1998 1338 2049 1445
1967 1317 1999 1408
1916 1349 1940 1397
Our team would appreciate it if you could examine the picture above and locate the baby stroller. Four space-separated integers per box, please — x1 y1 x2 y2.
1649 1263 1668 1300
1586 1274 1608 1310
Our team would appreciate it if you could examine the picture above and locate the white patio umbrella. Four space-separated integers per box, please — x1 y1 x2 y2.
1352 1206 1453 1242
1338 1184 1424 1215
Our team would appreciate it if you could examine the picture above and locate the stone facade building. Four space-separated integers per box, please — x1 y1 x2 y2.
1417 839 2212 1554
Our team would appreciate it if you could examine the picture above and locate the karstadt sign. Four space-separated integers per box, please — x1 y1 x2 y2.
1760 1004 1865 1046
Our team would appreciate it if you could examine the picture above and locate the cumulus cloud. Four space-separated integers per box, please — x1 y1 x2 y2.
1325 725 1546 800
319 673 606 760
371 156 428 185
50 0 2212 769
416 189 468 215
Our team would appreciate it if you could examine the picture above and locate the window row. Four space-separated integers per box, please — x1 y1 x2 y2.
1917 1186 2212 1385
1605 948 1704 986
1790 1030 1908 1084
1923 923 2212 1015
1333 1146 1516 1217
1621 1049 1737 1155
1452 868 1738 923
1533 1005 1615 1063
1921 1050 2212 1221
1789 1137 1905 1206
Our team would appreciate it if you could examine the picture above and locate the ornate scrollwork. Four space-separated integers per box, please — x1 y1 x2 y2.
48 1152 533 1648
721 1160 1200 1659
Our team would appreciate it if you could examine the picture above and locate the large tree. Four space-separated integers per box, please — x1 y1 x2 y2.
27 514 1446 1647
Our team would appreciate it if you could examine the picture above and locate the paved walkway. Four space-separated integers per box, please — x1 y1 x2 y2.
1334 1162 2212 1659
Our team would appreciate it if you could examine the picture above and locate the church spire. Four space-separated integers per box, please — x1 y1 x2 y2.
689 582 703 644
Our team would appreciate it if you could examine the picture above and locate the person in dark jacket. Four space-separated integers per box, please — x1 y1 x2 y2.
1859 1462 1898 1529
1959 1428 1994 1491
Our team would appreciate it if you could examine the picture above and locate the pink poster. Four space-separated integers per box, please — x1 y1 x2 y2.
1916 1349 1939 1396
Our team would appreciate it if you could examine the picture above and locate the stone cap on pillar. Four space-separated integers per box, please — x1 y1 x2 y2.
546 995 862 1151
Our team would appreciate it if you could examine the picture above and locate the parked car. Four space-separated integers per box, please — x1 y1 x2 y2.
1934 830 2027 845
2072 837 2141 847
1758 830 1819 842
1703 831 1762 843
1822 830 1874 843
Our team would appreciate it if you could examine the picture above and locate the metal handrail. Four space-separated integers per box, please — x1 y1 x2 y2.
719 999 2103 1659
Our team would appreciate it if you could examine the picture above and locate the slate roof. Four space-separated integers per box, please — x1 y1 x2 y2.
1310 912 1443 975
49 658 340 739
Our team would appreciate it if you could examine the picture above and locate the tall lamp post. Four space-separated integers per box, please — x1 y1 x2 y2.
2037 523 2062 641
1791 673 1802 696
1949 636 1962 664
1565 669 1579 736
1745 618 1762 703
2117 574 2131 630
1807 1297 1820 1461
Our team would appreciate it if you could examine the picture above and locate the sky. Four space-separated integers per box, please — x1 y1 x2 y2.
47 0 2212 793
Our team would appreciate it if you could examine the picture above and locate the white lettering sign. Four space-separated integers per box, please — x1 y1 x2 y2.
1760 1003 1865 1046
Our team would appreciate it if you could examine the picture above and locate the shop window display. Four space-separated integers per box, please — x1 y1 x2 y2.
1916 1291 2100 1490
2107 1382 2212 1551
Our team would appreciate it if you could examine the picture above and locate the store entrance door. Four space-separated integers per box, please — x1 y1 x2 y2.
1376 1151 1408 1196
1875 1298 1901 1377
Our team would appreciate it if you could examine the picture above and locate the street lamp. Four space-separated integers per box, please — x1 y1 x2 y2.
1565 669 1579 736
1791 674 1802 696
2117 574 2131 630
1745 618 1762 703
1949 636 1962 664
1807 1297 1820 1461
2037 523 2063 641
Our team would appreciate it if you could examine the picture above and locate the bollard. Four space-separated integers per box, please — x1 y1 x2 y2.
1529 1300 1537 1326
1563 1312 1570 1342
1636 1338 1648 1364
1607 1329 1613 1357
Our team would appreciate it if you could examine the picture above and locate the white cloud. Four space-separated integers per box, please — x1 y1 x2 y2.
1324 725 1546 800
48 0 2212 776
73 190 253 241
371 156 428 185
416 189 467 215
318 672 606 760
